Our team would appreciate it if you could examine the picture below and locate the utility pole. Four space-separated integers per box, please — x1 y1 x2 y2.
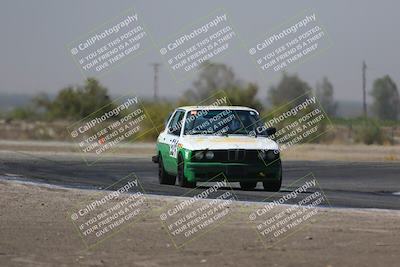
150 63 161 101
362 61 367 117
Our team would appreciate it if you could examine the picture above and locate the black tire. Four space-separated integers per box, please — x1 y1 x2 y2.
262 180 281 192
158 154 176 185
177 154 196 188
263 168 282 192
240 181 257 190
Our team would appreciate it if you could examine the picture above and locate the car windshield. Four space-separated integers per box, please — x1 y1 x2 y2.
183 109 265 136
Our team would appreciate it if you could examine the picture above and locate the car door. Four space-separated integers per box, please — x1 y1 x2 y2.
160 110 185 174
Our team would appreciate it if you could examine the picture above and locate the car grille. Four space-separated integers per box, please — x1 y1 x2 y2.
193 149 267 163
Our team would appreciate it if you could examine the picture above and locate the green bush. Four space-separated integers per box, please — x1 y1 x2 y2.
354 119 386 145
130 100 175 141
8 106 39 121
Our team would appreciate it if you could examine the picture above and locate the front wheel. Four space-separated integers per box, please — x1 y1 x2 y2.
263 161 282 192
158 154 176 185
262 180 281 192
263 168 282 192
177 154 196 188
240 181 257 190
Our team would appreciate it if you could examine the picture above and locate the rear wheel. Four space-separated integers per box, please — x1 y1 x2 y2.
240 181 257 190
177 154 196 188
158 154 176 185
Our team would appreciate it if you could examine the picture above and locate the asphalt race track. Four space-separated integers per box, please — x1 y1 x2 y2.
1 151 399 210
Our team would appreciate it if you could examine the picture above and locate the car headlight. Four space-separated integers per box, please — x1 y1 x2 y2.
258 150 266 160
259 150 279 160
266 150 279 160
205 151 214 159
194 151 204 160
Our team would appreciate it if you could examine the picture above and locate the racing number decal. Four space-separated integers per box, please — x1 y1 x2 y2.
169 138 179 158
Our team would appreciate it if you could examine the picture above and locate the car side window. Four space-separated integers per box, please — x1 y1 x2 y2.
164 112 173 128
167 111 179 131
168 110 185 136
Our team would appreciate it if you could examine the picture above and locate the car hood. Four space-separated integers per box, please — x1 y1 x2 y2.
180 135 279 151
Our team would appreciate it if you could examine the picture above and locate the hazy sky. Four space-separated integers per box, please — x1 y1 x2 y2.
0 0 399 102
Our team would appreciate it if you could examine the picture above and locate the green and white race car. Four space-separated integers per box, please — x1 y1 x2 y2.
152 106 282 191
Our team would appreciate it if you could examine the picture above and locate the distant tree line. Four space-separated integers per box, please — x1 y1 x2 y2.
6 61 399 124
9 78 115 121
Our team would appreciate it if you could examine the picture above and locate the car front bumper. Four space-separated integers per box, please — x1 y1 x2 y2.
185 159 282 182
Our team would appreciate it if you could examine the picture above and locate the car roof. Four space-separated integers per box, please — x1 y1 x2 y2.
177 106 258 112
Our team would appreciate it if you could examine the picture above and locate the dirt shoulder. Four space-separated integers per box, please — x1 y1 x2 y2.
0 180 399 267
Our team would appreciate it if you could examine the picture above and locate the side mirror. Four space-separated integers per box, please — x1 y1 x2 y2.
266 127 276 136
